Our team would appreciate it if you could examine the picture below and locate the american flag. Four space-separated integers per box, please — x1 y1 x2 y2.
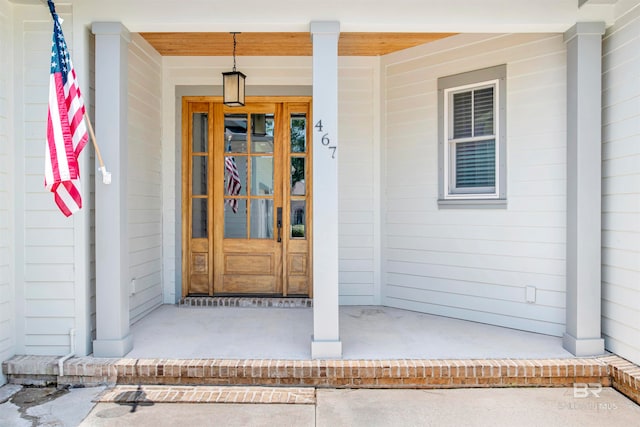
44 0 88 217
225 156 242 213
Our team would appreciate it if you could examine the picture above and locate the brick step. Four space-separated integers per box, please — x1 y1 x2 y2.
97 385 316 404
4 355 639 404
1 355 621 387
117 358 613 389
5 355 638 404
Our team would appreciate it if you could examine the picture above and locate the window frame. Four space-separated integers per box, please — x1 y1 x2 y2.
438 65 507 208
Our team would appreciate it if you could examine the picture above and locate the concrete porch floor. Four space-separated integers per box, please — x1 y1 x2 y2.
7 304 640 406
125 305 576 360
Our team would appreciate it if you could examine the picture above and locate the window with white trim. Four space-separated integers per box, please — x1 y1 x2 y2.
438 65 506 207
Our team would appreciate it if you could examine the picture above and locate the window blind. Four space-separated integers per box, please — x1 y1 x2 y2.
455 139 496 188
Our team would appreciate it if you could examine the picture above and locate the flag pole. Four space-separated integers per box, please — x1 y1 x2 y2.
84 111 111 184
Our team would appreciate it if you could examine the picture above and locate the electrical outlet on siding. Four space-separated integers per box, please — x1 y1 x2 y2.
130 278 136 296
525 286 536 304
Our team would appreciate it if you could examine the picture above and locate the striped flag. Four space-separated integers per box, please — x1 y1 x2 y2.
44 1 88 217
225 156 242 213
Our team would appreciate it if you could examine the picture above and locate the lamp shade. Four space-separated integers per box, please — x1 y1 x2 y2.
222 71 246 107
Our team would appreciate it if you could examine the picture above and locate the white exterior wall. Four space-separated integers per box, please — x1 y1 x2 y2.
601 4 640 366
161 56 379 304
68 0 582 34
128 34 163 323
338 58 381 305
0 0 14 385
8 3 92 357
18 4 75 355
381 33 568 336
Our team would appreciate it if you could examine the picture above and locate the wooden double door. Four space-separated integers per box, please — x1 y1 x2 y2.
182 97 312 297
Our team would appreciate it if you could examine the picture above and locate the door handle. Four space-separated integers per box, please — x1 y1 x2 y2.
276 207 282 243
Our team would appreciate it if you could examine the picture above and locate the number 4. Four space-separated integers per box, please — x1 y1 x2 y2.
315 120 323 132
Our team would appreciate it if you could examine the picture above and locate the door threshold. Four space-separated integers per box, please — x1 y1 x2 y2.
179 296 312 308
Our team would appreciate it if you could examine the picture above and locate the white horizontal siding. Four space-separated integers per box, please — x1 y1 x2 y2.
129 34 163 323
381 33 567 336
338 60 378 304
0 0 13 385
18 5 80 356
602 5 640 366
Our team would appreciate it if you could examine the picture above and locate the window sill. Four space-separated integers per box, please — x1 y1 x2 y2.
438 199 507 209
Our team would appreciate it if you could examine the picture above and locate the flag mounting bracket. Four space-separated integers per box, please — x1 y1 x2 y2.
84 111 111 185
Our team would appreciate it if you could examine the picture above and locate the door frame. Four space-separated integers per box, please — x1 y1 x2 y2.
181 96 313 297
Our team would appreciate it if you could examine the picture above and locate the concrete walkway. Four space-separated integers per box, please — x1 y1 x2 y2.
2 384 639 426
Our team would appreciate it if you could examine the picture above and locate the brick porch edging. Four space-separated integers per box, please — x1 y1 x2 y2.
605 355 640 404
3 355 639 404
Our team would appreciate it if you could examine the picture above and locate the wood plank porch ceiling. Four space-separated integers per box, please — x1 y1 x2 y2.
140 32 456 56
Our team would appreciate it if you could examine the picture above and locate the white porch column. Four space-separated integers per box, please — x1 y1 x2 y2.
310 21 342 359
563 22 606 357
91 22 133 357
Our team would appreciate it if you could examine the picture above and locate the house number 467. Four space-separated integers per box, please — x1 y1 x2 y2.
315 120 336 159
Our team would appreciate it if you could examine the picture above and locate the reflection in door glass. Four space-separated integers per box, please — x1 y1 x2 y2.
291 157 305 196
251 199 273 239
224 156 247 196
251 156 274 195
192 113 208 153
291 200 305 239
252 114 274 153
225 114 248 153
192 198 207 238
224 199 247 238
290 114 306 153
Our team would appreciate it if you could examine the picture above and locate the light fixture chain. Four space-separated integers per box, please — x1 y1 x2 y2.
232 32 237 72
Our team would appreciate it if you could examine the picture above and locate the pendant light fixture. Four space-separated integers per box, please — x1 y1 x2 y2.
222 32 246 107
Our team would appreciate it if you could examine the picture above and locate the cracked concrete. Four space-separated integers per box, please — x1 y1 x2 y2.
0 384 105 427
10 386 69 426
